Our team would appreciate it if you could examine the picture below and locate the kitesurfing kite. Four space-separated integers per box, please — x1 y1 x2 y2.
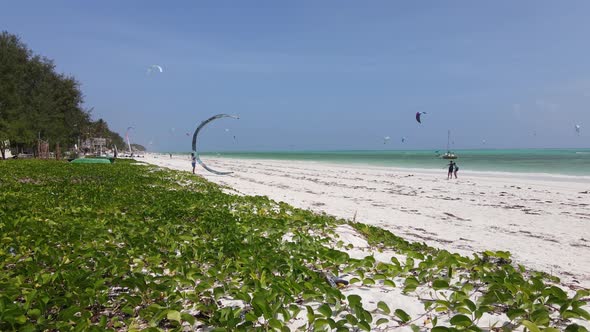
383 136 391 144
192 114 239 175
147 65 163 74
401 137 406 143
415 112 427 124
575 124 581 135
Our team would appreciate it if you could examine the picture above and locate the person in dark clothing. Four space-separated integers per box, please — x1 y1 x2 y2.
453 163 459 179
447 161 455 180
191 153 197 174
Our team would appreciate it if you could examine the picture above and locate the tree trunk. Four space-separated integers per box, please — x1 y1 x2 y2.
55 143 61 160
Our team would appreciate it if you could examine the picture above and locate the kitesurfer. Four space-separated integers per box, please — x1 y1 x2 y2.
191 153 197 174
453 163 459 179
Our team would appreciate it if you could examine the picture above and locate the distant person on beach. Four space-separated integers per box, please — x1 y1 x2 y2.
169 153 172 159
447 161 455 180
191 153 196 174
453 163 459 179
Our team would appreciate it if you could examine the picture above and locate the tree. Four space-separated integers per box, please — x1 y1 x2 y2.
0 31 124 159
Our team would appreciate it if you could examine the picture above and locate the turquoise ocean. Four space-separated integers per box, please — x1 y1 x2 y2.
197 149 590 177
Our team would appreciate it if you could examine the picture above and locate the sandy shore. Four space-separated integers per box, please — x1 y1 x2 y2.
143 154 590 289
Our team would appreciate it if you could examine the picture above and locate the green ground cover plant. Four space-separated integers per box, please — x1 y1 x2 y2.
0 160 588 331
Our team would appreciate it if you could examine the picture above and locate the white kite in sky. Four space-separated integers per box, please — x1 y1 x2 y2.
147 64 163 74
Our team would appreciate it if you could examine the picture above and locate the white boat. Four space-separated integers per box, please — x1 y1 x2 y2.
441 130 458 159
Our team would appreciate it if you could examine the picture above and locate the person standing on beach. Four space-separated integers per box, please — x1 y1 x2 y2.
191 153 197 174
453 163 459 179
447 161 455 180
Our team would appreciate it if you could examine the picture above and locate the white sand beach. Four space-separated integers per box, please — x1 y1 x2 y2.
144 154 590 291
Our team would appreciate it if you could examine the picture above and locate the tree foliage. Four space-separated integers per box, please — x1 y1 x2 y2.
0 31 124 158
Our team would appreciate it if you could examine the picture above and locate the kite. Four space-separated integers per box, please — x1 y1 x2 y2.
401 137 406 143
415 112 427 124
575 124 581 134
383 136 391 144
192 114 239 175
147 65 163 74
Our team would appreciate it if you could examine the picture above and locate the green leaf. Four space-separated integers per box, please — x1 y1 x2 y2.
573 307 590 320
547 286 567 299
181 312 196 325
522 320 541 332
361 309 373 323
394 309 411 323
574 290 590 301
15 315 27 324
318 304 332 318
449 314 471 327
377 301 390 314
403 277 419 293
376 318 389 325
235 292 251 302
268 318 282 329
358 320 371 331
463 299 476 312
245 312 258 322
345 314 358 325
314 318 329 330
531 308 550 326
383 279 396 287
507 308 526 320
306 306 315 323
27 308 41 318
562 310 580 320
362 278 375 285
432 279 449 290
565 324 589 332
348 294 362 306
431 327 450 332
349 277 361 284
166 310 181 323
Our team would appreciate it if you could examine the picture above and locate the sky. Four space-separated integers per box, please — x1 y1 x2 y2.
1 1 589 151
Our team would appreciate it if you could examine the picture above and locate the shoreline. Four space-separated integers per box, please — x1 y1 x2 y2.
216 156 590 183
144 154 590 289
153 152 590 182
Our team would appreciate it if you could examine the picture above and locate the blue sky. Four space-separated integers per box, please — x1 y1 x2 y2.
2 1 589 151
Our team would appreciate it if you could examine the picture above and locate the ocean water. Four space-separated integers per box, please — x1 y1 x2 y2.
198 149 590 177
